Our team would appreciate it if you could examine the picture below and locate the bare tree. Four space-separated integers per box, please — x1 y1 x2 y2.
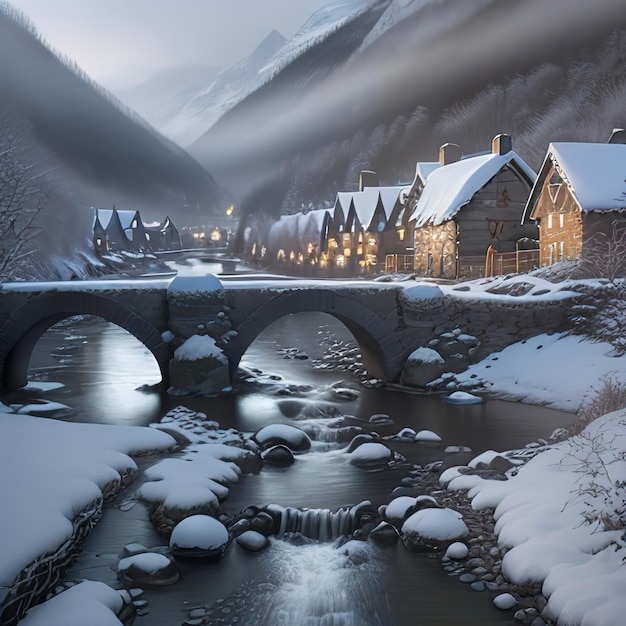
579 219 626 282
0 113 48 279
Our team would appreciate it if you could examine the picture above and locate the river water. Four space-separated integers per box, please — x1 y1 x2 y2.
5 262 576 626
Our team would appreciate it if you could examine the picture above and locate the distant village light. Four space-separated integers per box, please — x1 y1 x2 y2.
210 228 221 241
226 205 234 216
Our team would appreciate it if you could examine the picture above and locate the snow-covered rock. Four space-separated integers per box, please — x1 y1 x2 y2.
347 442 393 466
253 424 311 452
117 552 180 586
400 346 445 387
401 507 469 549
169 515 230 559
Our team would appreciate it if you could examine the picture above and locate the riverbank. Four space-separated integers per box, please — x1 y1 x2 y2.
2 297 626 625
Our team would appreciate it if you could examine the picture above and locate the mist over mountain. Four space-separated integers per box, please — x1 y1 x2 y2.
155 29 288 146
181 0 626 219
116 64 222 137
0 5 229 225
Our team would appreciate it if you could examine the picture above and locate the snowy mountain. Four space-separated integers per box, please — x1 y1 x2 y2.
160 29 288 146
180 0 626 219
159 1 378 147
116 64 221 134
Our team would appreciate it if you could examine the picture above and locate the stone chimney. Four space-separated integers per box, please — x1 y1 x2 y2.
439 143 462 165
492 134 512 155
359 170 379 191
608 129 626 144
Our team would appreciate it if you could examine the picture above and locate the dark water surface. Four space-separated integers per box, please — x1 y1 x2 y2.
8 309 575 626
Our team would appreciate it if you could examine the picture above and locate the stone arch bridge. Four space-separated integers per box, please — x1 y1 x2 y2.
0 276 572 394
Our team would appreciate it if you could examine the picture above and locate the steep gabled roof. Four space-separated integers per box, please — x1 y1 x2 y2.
410 151 536 227
524 142 626 220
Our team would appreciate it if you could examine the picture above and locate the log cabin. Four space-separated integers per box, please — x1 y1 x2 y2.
409 134 538 279
522 135 626 267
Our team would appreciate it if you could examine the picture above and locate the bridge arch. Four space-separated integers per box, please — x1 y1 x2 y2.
224 289 405 381
0 291 171 393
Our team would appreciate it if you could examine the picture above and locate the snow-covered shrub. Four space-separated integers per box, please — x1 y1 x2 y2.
571 374 626 435
563 416 626 532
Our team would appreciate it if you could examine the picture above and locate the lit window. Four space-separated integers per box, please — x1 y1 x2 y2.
559 214 564 228
547 214 553 229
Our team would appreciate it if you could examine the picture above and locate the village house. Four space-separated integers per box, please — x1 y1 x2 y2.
92 208 182 255
324 171 407 274
144 216 182 251
409 134 538 279
387 160 443 273
522 131 626 268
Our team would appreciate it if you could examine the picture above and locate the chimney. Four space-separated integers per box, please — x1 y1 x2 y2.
608 128 626 144
359 170 378 191
492 134 512 155
439 143 462 165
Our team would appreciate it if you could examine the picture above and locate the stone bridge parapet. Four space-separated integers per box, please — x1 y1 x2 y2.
0 276 577 395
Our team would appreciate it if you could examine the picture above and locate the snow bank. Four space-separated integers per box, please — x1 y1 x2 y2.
18 581 125 626
446 409 626 626
0 414 175 586
455 332 626 411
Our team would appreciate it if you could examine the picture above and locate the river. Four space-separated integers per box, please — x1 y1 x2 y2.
5 261 576 626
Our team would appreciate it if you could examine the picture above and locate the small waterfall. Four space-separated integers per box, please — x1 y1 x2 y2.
266 501 375 541
247 540 390 626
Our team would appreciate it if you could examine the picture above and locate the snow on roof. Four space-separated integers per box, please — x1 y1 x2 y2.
94 208 114 229
544 142 626 212
410 151 536 227
350 186 380 230
116 210 140 229
414 161 442 184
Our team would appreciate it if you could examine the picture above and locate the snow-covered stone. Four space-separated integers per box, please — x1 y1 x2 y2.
444 542 469 560
169 515 230 559
400 347 445 387
347 442 393 466
253 424 311 452
443 391 484 405
414 429 442 442
401 507 469 549
117 552 180 586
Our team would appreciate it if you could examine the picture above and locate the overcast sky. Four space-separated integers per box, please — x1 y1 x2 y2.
8 0 337 91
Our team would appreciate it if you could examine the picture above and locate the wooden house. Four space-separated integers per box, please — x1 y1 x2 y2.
144 216 182 251
325 172 406 273
95 208 133 253
116 210 151 253
522 137 626 267
410 135 537 279
92 210 109 256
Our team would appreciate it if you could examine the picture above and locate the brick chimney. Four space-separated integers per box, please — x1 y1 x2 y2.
439 143 462 165
359 170 379 191
492 134 512 155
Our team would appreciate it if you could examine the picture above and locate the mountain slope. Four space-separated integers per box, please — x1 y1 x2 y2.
116 64 221 136
0 5 228 224
185 0 626 218
160 29 288 146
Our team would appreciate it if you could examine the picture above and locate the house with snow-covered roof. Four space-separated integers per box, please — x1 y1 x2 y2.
144 216 182 251
94 208 133 253
325 172 407 273
410 134 538 279
522 133 626 267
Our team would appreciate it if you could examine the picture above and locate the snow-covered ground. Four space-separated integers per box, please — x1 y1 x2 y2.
2 272 625 625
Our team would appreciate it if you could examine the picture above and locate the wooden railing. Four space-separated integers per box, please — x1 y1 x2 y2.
485 247 540 277
385 254 414 273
